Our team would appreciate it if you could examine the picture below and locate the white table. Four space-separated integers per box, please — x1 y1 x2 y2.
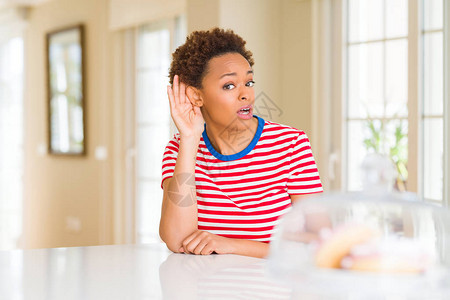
0 243 293 300
2 243 450 299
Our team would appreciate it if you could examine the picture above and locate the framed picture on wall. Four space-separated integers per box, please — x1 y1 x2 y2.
46 24 86 156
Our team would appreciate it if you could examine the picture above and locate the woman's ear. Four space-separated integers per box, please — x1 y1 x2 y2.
186 86 203 107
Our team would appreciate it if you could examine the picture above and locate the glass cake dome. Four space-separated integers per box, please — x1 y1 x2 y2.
267 154 450 298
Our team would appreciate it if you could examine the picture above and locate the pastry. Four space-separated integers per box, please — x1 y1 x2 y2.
315 224 377 269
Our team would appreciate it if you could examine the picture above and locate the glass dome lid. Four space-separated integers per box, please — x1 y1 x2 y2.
267 154 450 298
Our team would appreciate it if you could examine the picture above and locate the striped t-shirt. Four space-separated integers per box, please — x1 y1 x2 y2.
161 115 323 242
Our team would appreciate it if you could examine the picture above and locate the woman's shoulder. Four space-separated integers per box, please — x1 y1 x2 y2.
166 132 205 147
262 119 307 139
164 133 183 152
165 133 181 146
173 132 181 142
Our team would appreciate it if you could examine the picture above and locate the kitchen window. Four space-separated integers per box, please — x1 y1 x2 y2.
340 0 447 204
0 35 24 250
134 17 185 243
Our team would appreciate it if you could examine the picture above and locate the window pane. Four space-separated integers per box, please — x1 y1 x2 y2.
423 0 443 31
385 39 408 118
347 120 369 191
347 119 408 191
135 19 186 245
423 118 443 201
0 37 23 250
386 0 408 38
348 0 383 42
423 32 443 116
385 119 408 190
138 29 170 69
137 70 170 124
137 124 170 179
348 43 383 118
137 181 162 243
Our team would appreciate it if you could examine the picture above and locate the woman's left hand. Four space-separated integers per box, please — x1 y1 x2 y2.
179 230 234 255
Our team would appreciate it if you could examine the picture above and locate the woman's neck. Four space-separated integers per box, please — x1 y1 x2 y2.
205 117 258 155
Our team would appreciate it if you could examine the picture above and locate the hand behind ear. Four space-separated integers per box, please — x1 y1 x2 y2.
185 86 203 108
167 75 205 138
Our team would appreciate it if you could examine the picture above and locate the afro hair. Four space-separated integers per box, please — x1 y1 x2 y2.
168 27 254 89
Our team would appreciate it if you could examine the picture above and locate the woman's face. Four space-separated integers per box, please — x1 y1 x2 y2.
197 52 255 129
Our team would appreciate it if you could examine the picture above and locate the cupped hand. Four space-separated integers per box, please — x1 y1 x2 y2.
179 230 234 255
167 75 205 138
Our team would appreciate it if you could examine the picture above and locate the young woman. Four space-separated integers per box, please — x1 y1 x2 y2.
160 28 322 258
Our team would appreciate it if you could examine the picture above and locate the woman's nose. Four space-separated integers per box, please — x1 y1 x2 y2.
239 87 249 101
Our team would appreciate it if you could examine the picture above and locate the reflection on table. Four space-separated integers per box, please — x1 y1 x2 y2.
159 252 292 299
4 242 447 299
0 243 294 300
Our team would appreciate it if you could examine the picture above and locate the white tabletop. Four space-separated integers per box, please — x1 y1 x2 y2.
2 243 450 299
0 243 293 300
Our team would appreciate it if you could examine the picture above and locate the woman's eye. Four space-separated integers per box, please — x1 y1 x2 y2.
223 83 235 90
246 80 255 87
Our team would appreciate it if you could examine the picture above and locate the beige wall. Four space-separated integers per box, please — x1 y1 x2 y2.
218 0 317 166
187 0 314 129
23 0 114 248
187 0 220 32
219 0 283 123
281 0 313 136
20 0 315 248
109 0 186 30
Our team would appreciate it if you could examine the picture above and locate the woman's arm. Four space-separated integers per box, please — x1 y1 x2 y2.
159 75 205 252
179 230 270 258
228 238 270 258
173 195 315 258
159 136 200 252
173 194 327 258
289 194 331 243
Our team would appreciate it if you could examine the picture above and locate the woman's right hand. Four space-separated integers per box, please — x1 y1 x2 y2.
167 75 205 139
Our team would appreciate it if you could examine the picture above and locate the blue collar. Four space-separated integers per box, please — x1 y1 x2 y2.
202 115 265 161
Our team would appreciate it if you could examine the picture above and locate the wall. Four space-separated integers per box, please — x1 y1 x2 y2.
109 0 186 30
281 0 313 136
219 0 283 123
23 0 114 248
218 0 317 166
186 0 220 32
186 0 314 131
20 0 316 248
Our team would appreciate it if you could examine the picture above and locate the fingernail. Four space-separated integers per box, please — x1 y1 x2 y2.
179 247 184 252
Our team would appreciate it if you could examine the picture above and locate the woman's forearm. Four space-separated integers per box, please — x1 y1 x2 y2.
229 239 270 258
160 135 201 251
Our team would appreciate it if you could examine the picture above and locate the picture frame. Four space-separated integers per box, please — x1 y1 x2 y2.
46 24 86 156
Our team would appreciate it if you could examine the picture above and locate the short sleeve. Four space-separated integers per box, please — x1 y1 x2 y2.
287 131 323 195
161 133 180 189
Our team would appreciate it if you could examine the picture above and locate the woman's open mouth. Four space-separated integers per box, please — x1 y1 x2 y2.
237 106 253 119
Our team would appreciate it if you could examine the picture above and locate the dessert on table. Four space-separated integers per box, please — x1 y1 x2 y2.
267 154 450 298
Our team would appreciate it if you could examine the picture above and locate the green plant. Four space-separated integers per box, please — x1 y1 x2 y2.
363 117 408 191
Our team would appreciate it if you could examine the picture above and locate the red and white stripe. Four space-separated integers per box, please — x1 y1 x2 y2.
161 119 323 242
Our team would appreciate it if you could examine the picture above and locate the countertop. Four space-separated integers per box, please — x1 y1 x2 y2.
2 242 450 299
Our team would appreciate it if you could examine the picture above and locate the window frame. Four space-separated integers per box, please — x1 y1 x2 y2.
0 34 25 250
134 19 172 244
131 16 185 244
322 0 448 206
112 16 184 244
444 0 450 207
